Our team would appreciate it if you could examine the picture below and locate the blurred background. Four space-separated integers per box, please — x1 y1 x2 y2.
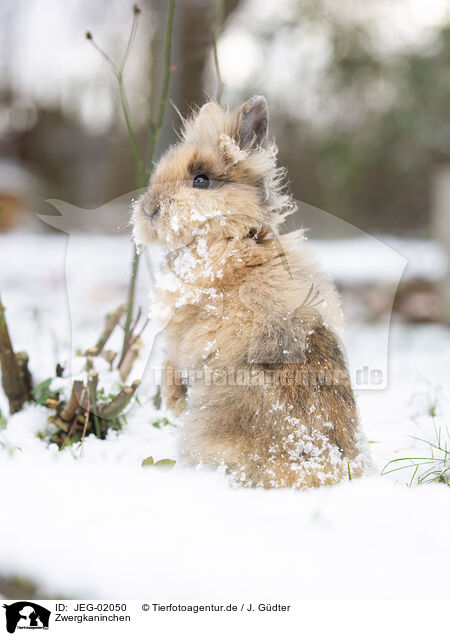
0 0 449 324
1 0 449 228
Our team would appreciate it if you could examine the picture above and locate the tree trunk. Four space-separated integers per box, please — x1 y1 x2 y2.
179 0 240 116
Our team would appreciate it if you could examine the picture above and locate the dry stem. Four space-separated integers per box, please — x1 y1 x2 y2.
100 380 139 420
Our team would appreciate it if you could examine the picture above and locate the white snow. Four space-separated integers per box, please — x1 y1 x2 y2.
219 133 248 164
310 236 447 284
0 232 450 599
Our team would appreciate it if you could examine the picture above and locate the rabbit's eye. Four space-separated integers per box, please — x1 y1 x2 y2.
193 174 210 189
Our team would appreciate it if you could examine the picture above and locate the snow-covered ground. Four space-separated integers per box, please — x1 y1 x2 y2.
0 232 449 599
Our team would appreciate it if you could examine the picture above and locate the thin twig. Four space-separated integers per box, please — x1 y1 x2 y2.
87 3 175 372
120 5 141 75
67 414 80 439
121 248 141 363
86 12 144 187
86 32 119 78
81 389 91 443
94 303 127 354
118 78 144 186
130 306 142 334
136 317 150 338
121 0 175 362
118 306 142 368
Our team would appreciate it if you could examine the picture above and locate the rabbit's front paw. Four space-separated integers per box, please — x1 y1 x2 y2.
169 394 187 417
163 361 187 415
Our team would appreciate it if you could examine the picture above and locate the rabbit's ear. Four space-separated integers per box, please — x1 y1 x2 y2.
237 95 268 149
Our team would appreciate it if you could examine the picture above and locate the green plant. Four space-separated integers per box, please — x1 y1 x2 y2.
86 2 175 363
0 406 7 429
382 423 450 487
151 416 176 429
35 307 143 449
0 4 178 469
31 378 55 405
36 4 178 451
142 455 176 468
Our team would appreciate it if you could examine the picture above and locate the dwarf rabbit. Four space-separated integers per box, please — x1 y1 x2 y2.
133 95 369 488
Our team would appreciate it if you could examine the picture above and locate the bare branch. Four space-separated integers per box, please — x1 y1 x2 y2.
119 336 143 382
95 303 128 354
0 295 31 413
86 32 119 78
99 380 140 420
60 380 84 422
121 0 176 363
120 5 141 75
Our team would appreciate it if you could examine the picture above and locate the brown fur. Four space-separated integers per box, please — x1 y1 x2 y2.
133 96 370 489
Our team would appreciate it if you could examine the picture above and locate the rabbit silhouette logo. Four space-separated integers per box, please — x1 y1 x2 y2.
3 602 51 633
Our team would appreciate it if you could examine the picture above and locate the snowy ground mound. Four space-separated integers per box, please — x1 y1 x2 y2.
0 233 449 599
